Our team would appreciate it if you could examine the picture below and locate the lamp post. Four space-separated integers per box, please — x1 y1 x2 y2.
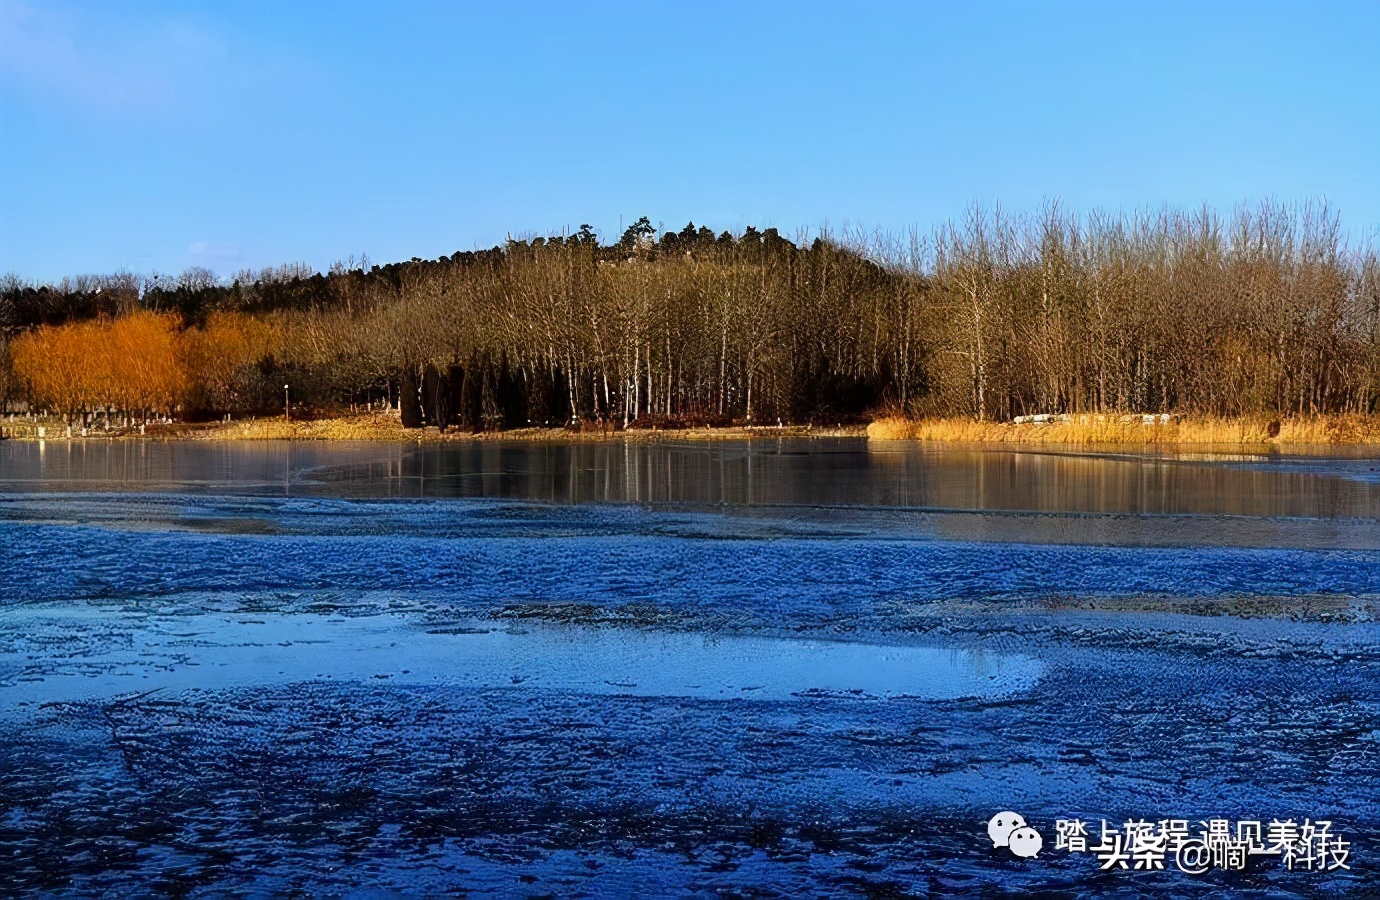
284 384 290 422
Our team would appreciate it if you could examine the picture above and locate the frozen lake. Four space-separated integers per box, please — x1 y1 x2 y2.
1 439 1377 896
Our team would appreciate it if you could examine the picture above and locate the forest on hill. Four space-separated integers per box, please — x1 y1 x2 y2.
1 203 1377 430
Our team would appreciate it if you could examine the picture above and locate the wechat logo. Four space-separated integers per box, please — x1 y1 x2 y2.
989 811 1043 859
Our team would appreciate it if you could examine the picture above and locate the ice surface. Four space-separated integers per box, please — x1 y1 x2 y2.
0 440 1376 896
0 610 1044 710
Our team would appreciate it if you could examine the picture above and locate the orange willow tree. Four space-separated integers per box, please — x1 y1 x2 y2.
12 312 188 424
179 311 280 412
111 311 189 418
11 319 100 424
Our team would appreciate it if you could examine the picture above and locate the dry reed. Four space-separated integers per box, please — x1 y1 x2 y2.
865 415 1380 446
1 412 865 443
186 416 865 443
6 411 1373 446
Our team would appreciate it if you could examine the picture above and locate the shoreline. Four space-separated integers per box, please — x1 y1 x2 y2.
0 413 867 444
866 414 1380 449
2 412 1378 450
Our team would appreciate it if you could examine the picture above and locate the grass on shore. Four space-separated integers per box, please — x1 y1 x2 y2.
865 414 1380 446
0 412 863 443
5 410 1376 446
190 414 865 442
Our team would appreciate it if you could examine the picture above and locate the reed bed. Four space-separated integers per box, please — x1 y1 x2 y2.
6 411 1372 446
186 416 864 443
865 415 1380 446
0 412 860 443
194 413 422 442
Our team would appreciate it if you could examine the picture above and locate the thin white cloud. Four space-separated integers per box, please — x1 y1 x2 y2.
188 240 242 266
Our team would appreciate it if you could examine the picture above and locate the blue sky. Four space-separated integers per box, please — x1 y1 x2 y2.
1 0 1376 282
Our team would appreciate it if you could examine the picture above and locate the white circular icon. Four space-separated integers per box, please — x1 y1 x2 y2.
1008 825 1043 858
988 811 1027 848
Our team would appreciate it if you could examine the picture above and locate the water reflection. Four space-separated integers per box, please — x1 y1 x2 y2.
0 438 1375 519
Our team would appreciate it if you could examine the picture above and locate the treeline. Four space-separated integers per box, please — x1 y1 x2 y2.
1 203 1377 429
6 311 275 426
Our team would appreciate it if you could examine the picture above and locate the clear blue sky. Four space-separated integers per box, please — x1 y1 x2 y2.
1 0 1376 282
